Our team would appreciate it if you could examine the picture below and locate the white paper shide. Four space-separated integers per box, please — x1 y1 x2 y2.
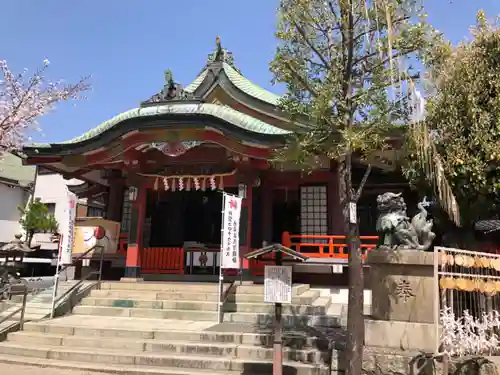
220 193 242 269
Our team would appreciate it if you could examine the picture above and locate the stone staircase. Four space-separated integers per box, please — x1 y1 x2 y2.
0 281 92 335
0 281 351 374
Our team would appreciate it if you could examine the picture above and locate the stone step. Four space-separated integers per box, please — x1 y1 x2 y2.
71 305 340 327
72 305 218 320
0 353 333 375
326 303 372 316
223 312 341 327
0 320 18 340
89 289 321 304
102 282 310 296
0 311 46 321
80 297 330 314
3 304 51 312
7 331 329 364
0 342 329 375
0 353 245 375
23 320 333 349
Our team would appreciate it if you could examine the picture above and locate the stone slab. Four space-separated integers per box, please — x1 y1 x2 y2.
0 353 238 374
89 289 321 304
366 249 436 323
0 342 329 375
7 331 329 363
79 297 329 314
364 319 439 352
23 317 343 349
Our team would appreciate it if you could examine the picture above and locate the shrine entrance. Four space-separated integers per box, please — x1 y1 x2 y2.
146 189 222 248
141 187 241 276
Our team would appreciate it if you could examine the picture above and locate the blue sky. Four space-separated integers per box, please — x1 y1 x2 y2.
1 0 498 143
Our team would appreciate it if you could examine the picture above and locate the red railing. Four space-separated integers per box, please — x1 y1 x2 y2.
141 247 184 274
281 231 379 260
118 232 379 276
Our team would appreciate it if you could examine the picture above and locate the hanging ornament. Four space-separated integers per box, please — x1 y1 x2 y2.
209 176 216 190
163 177 169 191
194 177 200 191
153 177 159 191
201 178 206 191
178 177 184 191
186 178 191 191
218 176 224 190
171 178 176 192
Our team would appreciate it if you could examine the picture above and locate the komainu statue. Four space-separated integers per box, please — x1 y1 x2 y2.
375 192 435 251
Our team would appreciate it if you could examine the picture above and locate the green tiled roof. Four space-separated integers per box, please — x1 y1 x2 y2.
31 103 291 148
184 69 208 92
0 153 36 187
186 62 280 106
222 63 280 106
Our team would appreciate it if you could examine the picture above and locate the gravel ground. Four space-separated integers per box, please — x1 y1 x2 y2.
0 364 108 375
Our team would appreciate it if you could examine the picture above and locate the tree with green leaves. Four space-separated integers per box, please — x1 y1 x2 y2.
404 11 500 235
18 198 59 245
270 1 440 373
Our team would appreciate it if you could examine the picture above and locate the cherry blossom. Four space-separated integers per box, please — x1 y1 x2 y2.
0 59 90 151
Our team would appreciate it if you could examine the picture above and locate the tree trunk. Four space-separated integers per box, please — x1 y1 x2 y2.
27 231 34 246
342 152 364 375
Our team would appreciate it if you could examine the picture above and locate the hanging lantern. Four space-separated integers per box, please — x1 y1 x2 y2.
209 176 216 190
171 178 176 192
163 177 169 191
186 178 191 191
218 175 224 190
153 177 159 191
194 177 200 191
178 177 184 191
201 178 206 191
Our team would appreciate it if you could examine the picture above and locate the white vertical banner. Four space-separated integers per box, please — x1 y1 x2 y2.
59 191 77 265
220 193 242 269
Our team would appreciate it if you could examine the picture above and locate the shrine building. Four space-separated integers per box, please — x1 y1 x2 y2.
22 40 415 285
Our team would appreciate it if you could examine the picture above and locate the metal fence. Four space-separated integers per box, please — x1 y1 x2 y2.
434 246 500 356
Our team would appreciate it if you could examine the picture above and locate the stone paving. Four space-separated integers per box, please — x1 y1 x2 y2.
0 363 106 375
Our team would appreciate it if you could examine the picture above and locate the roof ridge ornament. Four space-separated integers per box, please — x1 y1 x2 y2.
205 36 242 75
141 69 201 106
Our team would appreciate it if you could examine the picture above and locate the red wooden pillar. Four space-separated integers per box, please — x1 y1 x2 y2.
240 181 252 272
328 160 344 234
124 185 147 278
261 172 273 243
107 170 125 222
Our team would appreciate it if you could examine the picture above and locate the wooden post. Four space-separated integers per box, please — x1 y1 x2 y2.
261 172 273 243
124 185 147 278
106 170 125 222
273 250 283 375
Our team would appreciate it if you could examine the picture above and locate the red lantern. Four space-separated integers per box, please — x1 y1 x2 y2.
94 226 106 240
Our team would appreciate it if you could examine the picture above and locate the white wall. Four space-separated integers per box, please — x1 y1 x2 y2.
0 183 29 243
34 174 75 229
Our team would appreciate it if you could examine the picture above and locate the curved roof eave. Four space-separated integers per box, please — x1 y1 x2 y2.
185 63 280 107
24 103 291 154
187 64 313 132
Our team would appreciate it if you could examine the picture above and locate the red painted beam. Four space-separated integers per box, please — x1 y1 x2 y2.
24 156 63 165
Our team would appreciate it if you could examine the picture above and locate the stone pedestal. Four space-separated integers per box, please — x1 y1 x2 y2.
364 249 439 352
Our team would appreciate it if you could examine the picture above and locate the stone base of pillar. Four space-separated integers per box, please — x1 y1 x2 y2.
364 319 438 352
123 266 141 279
120 276 144 283
364 249 439 352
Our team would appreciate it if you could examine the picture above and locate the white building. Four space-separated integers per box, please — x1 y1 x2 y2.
0 153 36 245
31 169 106 249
